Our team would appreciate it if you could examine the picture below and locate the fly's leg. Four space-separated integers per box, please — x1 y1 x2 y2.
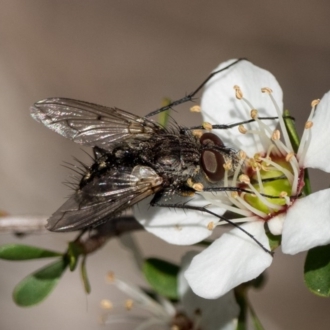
145 58 247 118
150 201 273 255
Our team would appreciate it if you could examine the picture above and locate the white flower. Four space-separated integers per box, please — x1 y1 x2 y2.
101 255 239 330
185 59 330 299
135 59 330 299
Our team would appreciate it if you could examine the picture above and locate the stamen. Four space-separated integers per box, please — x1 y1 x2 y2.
233 85 243 99
207 221 214 230
259 156 294 183
262 87 293 152
297 99 318 164
192 182 204 191
100 299 113 310
238 125 247 134
250 109 258 119
192 129 203 138
255 164 264 194
190 105 201 113
202 122 212 131
125 299 134 310
235 194 268 218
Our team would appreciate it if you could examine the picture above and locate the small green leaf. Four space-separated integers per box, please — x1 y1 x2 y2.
13 258 68 306
143 258 179 300
158 98 171 128
0 244 62 260
80 256 91 294
266 232 281 251
304 244 330 297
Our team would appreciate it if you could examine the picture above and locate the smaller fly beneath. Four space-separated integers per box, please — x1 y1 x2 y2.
30 59 255 235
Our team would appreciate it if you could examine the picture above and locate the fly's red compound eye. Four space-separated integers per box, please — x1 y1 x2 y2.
201 149 225 182
200 132 224 147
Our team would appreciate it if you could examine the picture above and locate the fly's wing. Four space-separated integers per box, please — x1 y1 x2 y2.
46 166 163 232
30 98 164 151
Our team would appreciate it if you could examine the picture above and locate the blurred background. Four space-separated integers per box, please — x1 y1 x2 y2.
1 1 330 329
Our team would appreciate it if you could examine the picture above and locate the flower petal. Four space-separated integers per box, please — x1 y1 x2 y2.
201 59 283 156
133 194 226 245
179 251 239 330
184 221 272 299
303 91 330 172
282 188 330 254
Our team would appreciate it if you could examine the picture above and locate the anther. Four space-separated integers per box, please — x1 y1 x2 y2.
285 152 294 162
311 99 320 107
231 191 239 198
239 174 250 184
254 153 262 161
187 178 194 187
261 87 273 94
279 191 288 198
190 105 201 113
193 182 204 191
234 85 243 99
223 160 232 171
125 299 134 310
207 222 214 230
239 150 247 160
305 121 313 129
106 272 115 283
203 122 213 131
250 109 258 119
238 125 247 134
192 129 203 138
100 299 113 310
271 130 281 141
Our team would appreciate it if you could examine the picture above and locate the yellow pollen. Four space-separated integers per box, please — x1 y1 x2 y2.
233 85 243 99
272 130 281 141
193 182 204 191
125 299 134 310
239 150 247 160
187 178 194 187
250 109 258 119
190 105 201 113
254 153 262 161
203 122 213 131
279 191 288 198
207 222 214 230
171 326 180 330
286 152 294 162
305 121 313 129
239 174 250 184
231 191 239 198
106 272 115 283
100 299 113 310
223 160 232 171
238 125 247 134
192 129 204 138
261 87 273 94
311 99 320 107
252 162 262 171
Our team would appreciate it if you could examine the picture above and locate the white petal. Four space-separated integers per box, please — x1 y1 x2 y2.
133 194 226 245
184 221 272 299
179 252 239 330
282 189 330 254
201 59 283 156
303 91 330 172
268 214 284 235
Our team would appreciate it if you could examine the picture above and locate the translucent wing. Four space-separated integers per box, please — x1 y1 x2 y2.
30 98 163 150
46 166 163 232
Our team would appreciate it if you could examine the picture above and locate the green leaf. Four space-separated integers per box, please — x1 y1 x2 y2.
0 244 62 260
158 98 171 128
143 258 179 300
13 258 68 306
304 244 330 297
80 256 91 294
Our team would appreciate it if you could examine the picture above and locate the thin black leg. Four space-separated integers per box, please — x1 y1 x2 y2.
145 58 247 118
